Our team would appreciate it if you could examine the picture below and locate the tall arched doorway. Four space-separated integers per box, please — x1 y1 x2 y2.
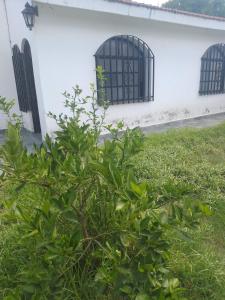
21 39 41 133
12 45 29 112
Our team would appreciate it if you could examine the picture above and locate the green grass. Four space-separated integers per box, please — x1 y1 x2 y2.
134 123 225 300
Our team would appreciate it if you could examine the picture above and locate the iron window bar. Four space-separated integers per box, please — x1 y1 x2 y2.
95 35 154 105
199 43 225 96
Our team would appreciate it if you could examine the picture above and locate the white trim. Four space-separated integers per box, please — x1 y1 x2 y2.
3 0 12 49
34 0 225 31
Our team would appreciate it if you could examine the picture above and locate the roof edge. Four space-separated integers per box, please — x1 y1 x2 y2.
34 0 225 31
107 0 225 23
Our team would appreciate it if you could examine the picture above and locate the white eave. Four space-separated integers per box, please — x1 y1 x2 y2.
34 0 225 31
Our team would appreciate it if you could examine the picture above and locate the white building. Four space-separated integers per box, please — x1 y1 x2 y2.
1 0 225 137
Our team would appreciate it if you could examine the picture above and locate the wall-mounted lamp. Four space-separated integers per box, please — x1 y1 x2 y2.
22 2 38 31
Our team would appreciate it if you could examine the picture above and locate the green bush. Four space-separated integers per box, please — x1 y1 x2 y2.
0 77 205 299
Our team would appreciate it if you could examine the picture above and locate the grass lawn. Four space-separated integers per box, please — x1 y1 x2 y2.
134 123 225 299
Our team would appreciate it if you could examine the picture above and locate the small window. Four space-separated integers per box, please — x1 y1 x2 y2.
95 35 154 104
199 43 225 96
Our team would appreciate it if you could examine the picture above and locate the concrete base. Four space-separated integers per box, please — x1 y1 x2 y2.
0 128 42 151
141 112 225 135
1 112 225 149
100 112 225 142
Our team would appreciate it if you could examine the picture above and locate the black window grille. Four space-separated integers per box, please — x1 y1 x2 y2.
95 35 154 104
12 45 29 112
199 43 225 96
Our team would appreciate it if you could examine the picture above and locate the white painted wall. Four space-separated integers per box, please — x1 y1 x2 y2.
33 3 225 134
2 0 225 135
0 0 19 129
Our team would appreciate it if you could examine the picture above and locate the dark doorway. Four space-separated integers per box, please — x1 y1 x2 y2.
12 45 29 112
22 39 41 133
12 40 41 133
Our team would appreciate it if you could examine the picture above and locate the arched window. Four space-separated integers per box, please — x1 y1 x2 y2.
199 44 225 95
95 35 154 104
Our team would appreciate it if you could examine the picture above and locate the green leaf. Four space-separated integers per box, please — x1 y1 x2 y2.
22 285 35 294
15 182 26 192
131 182 142 195
130 181 147 196
135 293 150 300
120 285 132 294
117 267 132 277
199 204 213 216
116 201 125 211
52 226 57 240
22 229 39 239
120 234 132 247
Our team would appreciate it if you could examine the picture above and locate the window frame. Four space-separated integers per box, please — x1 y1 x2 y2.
199 43 225 96
95 35 155 105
